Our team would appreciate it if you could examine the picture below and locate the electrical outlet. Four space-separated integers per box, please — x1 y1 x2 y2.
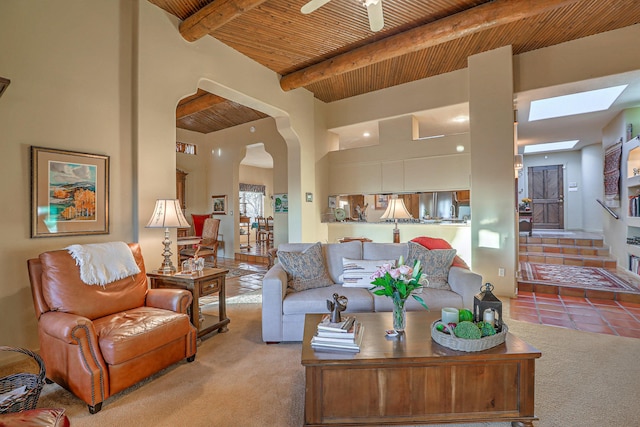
498 268 505 277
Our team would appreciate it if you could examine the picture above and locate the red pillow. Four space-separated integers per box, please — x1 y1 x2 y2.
410 236 470 269
191 214 211 237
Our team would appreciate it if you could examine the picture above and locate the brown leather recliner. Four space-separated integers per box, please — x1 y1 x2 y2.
26 243 197 414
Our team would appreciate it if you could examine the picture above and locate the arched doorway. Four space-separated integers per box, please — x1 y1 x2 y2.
239 143 274 253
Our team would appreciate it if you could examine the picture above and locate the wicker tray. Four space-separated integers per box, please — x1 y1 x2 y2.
431 320 508 352
0 346 46 414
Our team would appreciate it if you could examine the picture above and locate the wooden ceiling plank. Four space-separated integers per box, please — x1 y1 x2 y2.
279 0 582 91
176 93 227 119
179 0 270 42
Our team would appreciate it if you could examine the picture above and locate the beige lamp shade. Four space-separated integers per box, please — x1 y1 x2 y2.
146 199 190 229
146 199 189 274
380 197 413 220
380 197 412 243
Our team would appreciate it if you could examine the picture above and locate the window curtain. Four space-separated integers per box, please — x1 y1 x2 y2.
239 183 265 195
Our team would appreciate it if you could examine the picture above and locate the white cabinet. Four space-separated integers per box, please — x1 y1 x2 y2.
328 153 470 195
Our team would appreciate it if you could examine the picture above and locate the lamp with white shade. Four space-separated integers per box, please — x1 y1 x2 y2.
146 199 190 274
380 196 413 243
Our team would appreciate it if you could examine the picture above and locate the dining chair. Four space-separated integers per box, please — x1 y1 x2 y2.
180 218 220 266
256 216 267 245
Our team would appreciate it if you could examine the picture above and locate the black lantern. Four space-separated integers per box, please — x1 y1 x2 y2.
473 283 503 331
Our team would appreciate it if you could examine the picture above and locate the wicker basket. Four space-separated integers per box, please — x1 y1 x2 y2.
0 346 46 414
431 320 508 352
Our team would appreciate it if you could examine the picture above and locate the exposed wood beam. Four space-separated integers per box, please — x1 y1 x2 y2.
280 0 581 92
179 0 270 42
176 93 227 119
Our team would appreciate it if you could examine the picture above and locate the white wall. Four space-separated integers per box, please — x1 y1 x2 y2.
0 0 135 348
468 46 516 297
176 129 212 216
582 144 605 233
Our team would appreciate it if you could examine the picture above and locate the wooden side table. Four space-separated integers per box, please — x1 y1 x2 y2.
519 210 533 236
147 268 230 338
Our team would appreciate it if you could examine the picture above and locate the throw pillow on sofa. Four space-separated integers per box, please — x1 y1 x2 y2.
341 258 396 288
406 241 457 290
277 242 333 292
410 236 469 269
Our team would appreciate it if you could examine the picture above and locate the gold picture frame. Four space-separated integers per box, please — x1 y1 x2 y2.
31 146 110 238
211 195 227 215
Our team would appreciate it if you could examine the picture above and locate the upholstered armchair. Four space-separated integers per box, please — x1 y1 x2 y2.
26 243 197 414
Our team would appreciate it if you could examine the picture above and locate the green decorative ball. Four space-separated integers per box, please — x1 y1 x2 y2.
453 321 482 339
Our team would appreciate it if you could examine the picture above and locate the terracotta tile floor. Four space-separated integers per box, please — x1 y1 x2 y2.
511 291 640 339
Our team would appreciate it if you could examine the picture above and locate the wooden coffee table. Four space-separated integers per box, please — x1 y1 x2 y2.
302 312 541 427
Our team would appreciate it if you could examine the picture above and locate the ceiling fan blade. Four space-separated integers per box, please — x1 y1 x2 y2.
301 0 332 15
366 0 384 32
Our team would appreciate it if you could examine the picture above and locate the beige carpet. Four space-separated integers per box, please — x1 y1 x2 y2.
36 299 640 427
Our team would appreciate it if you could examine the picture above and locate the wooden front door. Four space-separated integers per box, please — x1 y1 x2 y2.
528 165 564 229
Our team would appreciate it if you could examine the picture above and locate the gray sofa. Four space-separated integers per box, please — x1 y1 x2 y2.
262 241 482 342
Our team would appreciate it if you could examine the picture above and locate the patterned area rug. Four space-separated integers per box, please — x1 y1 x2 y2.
520 262 639 292
200 290 262 306
203 266 257 278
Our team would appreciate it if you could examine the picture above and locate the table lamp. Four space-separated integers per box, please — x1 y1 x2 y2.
380 196 412 243
146 199 190 274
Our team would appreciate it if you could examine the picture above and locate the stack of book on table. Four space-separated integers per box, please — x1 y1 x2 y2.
311 314 364 353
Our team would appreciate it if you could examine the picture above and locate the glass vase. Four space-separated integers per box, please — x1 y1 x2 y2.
392 296 407 333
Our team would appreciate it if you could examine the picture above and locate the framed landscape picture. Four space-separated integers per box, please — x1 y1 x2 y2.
211 195 227 214
31 146 110 238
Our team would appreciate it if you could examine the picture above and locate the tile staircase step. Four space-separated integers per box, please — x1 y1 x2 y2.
516 231 640 301
518 234 615 269
234 252 269 265
518 253 617 268
518 235 604 247
516 280 640 304
519 243 610 257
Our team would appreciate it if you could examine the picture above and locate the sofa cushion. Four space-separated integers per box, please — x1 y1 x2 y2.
283 285 374 314
406 242 457 290
411 236 469 269
362 242 407 261
323 241 362 283
277 242 333 292
341 258 396 288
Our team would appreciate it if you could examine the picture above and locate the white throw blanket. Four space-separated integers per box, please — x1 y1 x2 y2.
66 242 141 286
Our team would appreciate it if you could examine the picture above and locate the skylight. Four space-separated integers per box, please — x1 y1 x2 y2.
528 85 627 121
523 140 579 154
